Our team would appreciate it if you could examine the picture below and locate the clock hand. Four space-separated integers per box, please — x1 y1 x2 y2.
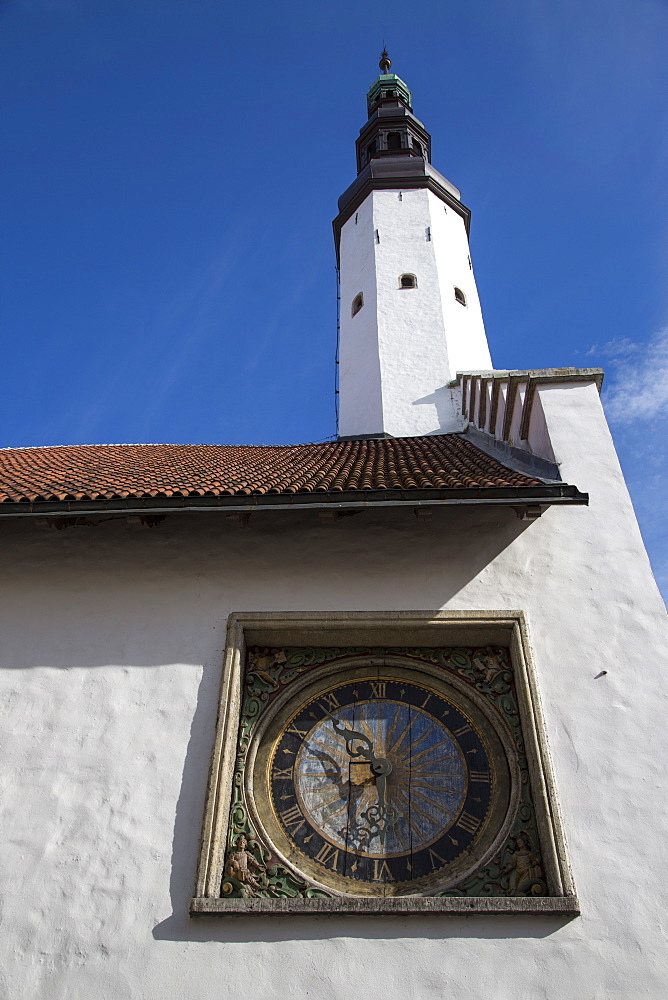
332 718 394 841
375 771 386 811
333 719 403 851
332 720 375 762
332 720 393 776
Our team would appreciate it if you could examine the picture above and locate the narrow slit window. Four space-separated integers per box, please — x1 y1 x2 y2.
387 131 402 151
400 274 417 289
454 287 467 305
351 293 364 317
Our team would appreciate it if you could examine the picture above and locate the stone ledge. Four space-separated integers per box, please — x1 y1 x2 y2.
451 367 605 391
190 894 580 917
451 367 604 447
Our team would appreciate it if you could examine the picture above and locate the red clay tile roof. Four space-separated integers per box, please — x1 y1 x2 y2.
0 435 543 505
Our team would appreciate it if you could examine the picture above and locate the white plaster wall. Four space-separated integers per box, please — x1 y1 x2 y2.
338 188 490 439
1 389 667 1000
338 194 383 437
526 389 557 465
428 190 492 380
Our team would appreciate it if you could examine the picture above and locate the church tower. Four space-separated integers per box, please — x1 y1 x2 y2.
1 51 668 1000
335 52 492 440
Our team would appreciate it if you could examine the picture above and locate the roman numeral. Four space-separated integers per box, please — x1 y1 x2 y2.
279 804 306 835
456 811 481 836
369 681 386 699
469 770 490 783
314 843 340 870
453 723 472 737
428 848 447 870
272 766 292 780
373 859 392 880
421 693 432 709
319 692 340 712
286 723 308 739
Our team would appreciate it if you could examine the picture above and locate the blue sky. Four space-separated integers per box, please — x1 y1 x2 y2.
1 0 667 600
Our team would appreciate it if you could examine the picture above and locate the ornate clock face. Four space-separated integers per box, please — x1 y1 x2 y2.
249 661 514 896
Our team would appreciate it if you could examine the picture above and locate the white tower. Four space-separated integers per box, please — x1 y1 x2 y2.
335 53 492 439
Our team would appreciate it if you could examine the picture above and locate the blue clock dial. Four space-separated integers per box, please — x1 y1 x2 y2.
268 675 496 887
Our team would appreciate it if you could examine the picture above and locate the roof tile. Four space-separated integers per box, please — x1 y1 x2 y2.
0 436 542 505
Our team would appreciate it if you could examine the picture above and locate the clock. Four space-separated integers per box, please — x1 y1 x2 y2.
246 656 516 897
193 618 578 915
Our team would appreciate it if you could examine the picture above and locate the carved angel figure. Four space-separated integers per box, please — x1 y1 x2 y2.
248 647 288 670
472 647 505 684
504 835 542 893
225 836 265 896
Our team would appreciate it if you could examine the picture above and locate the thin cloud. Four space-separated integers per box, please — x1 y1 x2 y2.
602 327 668 424
585 338 641 359
596 327 668 606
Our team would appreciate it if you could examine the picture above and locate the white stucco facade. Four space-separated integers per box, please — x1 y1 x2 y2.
2 381 667 1000
338 188 492 439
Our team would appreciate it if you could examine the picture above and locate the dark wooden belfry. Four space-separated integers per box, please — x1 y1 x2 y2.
334 51 470 269
355 51 432 174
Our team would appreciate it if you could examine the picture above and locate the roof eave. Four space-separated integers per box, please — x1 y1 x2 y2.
0 484 589 518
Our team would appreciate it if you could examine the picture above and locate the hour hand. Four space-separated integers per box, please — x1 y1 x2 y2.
332 720 375 761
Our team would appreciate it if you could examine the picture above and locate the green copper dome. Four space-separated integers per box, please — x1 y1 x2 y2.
366 72 412 117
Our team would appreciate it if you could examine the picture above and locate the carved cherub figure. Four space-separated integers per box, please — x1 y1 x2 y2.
225 836 265 896
472 647 505 684
504 835 542 894
247 646 270 671
247 647 287 681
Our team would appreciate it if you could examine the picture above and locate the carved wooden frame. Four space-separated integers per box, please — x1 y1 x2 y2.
190 610 578 916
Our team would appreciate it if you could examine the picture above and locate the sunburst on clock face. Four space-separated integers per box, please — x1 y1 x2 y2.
250 665 512 895
292 694 470 858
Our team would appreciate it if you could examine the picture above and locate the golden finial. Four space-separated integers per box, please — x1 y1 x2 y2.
379 48 391 74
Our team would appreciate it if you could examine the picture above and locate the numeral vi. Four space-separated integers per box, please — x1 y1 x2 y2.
372 859 392 880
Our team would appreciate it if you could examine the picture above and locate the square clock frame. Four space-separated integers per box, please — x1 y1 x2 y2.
190 612 578 916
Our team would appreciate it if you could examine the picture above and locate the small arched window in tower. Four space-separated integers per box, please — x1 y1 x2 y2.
366 140 377 163
454 287 467 306
412 138 423 156
351 292 364 317
399 273 417 289
387 131 402 151
383 90 396 99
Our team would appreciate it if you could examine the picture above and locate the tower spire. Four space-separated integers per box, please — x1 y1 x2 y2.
333 59 493 439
